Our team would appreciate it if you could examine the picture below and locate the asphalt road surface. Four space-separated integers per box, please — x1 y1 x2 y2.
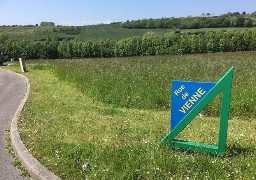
0 69 27 180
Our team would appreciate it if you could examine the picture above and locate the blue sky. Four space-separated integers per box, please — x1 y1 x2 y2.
0 0 256 26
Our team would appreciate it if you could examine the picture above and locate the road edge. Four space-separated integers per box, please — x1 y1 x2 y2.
1 69 61 180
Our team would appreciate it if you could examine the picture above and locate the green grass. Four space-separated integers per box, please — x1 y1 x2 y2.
5 129 30 177
50 51 256 118
79 24 172 40
3 52 256 179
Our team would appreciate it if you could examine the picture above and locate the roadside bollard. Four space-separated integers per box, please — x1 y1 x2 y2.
19 58 26 73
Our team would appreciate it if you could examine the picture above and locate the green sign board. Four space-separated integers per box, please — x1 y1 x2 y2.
160 67 234 156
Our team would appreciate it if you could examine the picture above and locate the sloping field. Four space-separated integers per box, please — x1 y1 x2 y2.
2 23 256 41
79 24 171 40
0 26 77 41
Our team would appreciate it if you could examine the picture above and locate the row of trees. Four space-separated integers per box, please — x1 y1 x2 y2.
122 15 256 29
1 30 256 60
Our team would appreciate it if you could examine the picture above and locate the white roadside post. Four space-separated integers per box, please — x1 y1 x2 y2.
19 58 26 72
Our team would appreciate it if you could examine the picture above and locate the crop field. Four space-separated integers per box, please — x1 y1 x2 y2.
2 24 256 41
2 51 255 179
79 24 256 40
0 24 171 41
79 24 172 40
0 26 78 41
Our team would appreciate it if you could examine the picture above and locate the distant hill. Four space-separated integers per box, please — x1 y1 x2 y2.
79 24 172 40
1 12 256 41
1 23 256 42
0 24 173 41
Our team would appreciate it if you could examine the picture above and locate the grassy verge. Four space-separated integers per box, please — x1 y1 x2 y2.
4 59 256 179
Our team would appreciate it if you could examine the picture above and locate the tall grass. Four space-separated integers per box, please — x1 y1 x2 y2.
49 52 256 118
15 64 256 179
4 52 256 179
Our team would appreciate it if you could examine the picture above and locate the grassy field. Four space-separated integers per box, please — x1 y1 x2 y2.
2 24 256 41
2 52 256 179
50 51 256 118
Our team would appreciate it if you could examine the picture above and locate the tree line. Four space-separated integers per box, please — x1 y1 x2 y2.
1 29 256 60
121 14 256 29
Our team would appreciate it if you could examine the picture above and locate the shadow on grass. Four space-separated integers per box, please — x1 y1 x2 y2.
161 143 254 158
226 143 255 157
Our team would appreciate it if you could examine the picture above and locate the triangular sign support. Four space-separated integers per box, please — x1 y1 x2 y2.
160 67 234 156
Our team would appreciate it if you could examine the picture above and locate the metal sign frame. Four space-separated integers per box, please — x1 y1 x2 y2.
160 67 234 156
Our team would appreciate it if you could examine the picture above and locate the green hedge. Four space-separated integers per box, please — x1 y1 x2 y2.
1 29 256 60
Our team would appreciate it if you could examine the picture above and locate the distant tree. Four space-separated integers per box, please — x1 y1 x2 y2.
122 13 256 30
232 12 241 16
40 21 55 26
242 11 246 16
206 13 211 17
244 18 253 27
201 13 206 17
220 16 231 27
236 16 245 27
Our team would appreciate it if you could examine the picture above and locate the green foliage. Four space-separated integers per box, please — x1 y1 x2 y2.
1 40 59 59
5 130 30 177
1 29 256 60
122 14 256 29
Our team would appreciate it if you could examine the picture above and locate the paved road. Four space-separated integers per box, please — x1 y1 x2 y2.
0 69 27 180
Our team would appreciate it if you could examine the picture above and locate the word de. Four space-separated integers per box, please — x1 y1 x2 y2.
179 87 206 114
174 85 190 100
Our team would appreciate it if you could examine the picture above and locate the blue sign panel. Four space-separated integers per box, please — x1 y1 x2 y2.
170 80 216 130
